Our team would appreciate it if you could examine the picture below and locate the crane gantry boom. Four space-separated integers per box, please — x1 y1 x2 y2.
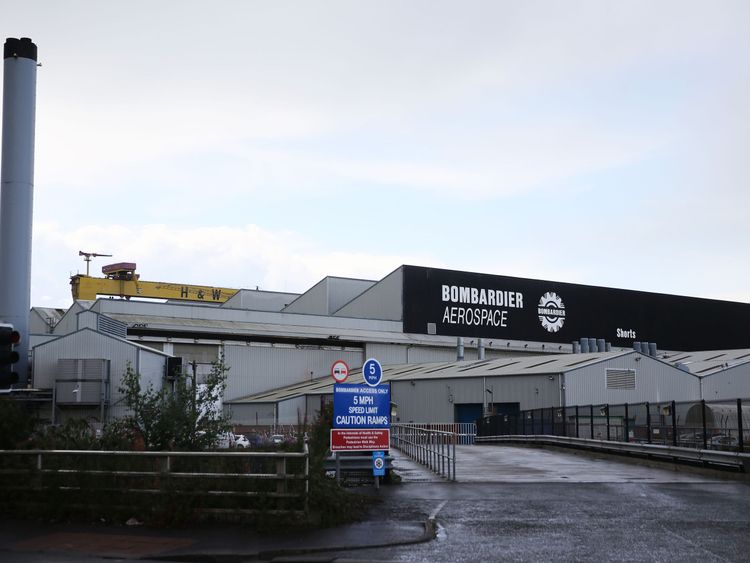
70 262 240 303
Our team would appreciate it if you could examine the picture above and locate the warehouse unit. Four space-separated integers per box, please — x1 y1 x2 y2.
32 327 170 427
227 351 708 426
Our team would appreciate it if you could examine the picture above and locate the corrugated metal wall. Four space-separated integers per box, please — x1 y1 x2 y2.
223 343 363 400
52 303 86 335
365 343 407 365
701 364 750 400
334 267 403 320
392 374 560 422
172 344 219 364
364 343 496 365
278 396 307 426
406 345 458 363
283 279 328 315
33 330 167 422
564 355 701 406
227 402 276 427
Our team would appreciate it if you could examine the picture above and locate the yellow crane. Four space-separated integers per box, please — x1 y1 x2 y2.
70 261 240 303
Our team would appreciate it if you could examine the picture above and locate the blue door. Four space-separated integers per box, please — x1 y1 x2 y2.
454 403 483 425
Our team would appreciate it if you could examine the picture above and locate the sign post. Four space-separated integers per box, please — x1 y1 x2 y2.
373 450 385 490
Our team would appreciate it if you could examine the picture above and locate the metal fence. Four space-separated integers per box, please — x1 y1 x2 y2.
477 398 750 453
0 446 309 519
390 423 458 481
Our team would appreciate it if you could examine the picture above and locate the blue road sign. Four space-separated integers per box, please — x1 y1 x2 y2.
373 451 386 477
363 357 383 387
333 383 391 428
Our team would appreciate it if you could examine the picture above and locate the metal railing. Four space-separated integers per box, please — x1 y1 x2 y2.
390 423 457 481
477 398 750 453
475 434 750 472
0 446 309 518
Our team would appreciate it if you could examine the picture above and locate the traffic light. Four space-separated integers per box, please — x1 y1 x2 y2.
0 324 20 388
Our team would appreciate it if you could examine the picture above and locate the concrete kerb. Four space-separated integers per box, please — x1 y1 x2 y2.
148 518 437 562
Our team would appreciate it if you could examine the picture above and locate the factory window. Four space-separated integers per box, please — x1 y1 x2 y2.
606 368 636 390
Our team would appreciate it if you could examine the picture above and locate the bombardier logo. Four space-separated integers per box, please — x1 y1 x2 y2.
538 292 566 333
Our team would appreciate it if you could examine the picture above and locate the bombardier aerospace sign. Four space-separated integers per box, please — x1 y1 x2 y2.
441 284 523 328
401 265 750 351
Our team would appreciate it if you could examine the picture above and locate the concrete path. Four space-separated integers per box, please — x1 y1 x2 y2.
454 443 733 483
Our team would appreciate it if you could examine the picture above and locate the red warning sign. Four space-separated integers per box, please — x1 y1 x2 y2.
330 429 390 451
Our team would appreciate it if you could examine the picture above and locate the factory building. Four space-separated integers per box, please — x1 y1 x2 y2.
4 41 748 430
20 265 750 429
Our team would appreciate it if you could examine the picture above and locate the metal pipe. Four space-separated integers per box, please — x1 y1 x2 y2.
0 38 38 385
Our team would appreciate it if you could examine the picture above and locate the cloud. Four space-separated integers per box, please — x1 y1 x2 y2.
31 222 435 307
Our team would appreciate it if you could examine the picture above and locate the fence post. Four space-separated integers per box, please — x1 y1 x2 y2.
671 400 677 447
701 400 708 450
646 402 652 444
452 431 456 481
575 405 579 438
606 404 610 441
276 457 287 494
304 441 310 514
589 405 594 439
624 403 629 443
738 399 744 453
441 433 445 476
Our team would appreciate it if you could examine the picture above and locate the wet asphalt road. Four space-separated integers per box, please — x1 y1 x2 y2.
299 480 750 562
286 445 750 562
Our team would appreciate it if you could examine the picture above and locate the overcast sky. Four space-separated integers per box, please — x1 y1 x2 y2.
2 1 749 308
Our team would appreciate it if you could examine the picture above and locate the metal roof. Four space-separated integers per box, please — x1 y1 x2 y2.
660 348 750 376
227 351 634 404
104 312 576 354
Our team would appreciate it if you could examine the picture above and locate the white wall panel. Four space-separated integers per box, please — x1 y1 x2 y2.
701 364 750 400
564 355 701 406
365 343 407 365
406 346 457 364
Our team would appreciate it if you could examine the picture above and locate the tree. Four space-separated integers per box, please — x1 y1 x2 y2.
117 357 232 450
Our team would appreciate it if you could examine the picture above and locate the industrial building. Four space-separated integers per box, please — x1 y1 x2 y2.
3 38 749 431
17 264 750 430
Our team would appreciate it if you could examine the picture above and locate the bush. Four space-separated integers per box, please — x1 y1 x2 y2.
302 403 379 528
0 397 36 449
117 359 232 450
